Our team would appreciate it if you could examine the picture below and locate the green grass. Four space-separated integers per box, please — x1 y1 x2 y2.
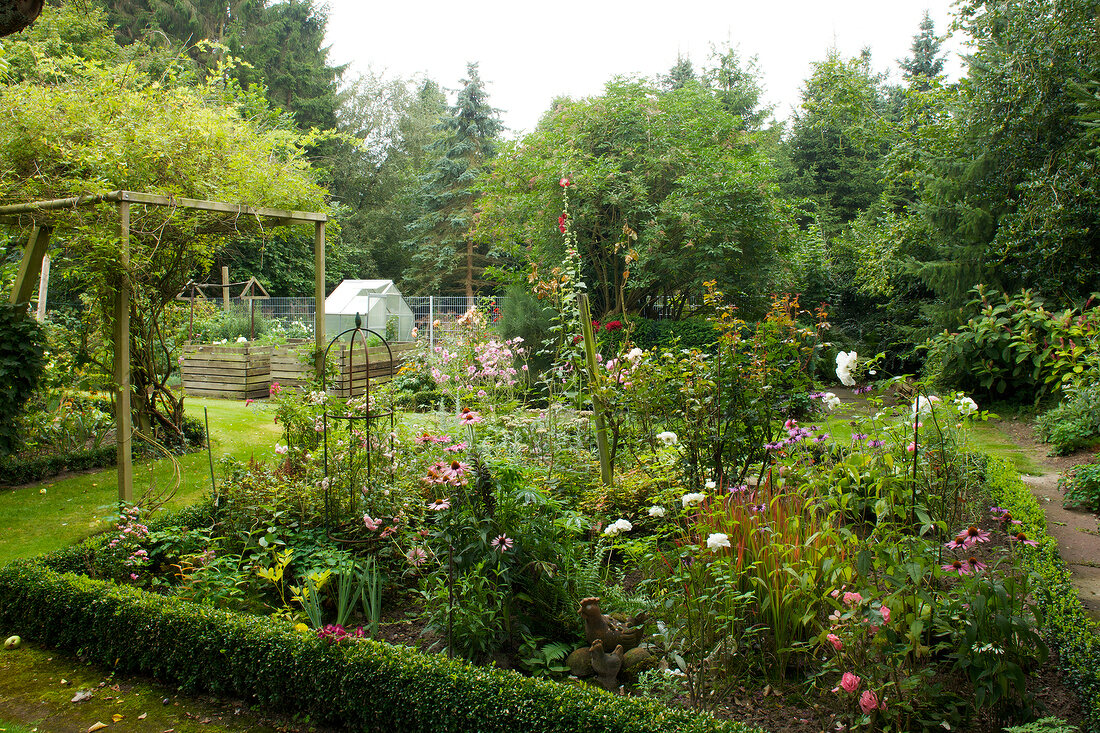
0 720 36 733
0 398 281 566
968 421 1043 475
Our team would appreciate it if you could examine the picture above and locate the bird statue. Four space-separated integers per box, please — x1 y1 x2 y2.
578 597 646 652
588 638 625 691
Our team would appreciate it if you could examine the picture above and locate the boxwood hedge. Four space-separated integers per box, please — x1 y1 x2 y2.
0 512 762 733
986 459 1100 732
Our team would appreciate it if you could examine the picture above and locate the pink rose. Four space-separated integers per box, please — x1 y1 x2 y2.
827 633 843 651
842 591 863 606
859 689 879 714
880 605 891 624
840 672 861 693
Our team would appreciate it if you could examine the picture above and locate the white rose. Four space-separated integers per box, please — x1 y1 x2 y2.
835 351 857 387
823 392 842 411
706 533 731 550
656 431 678 446
681 492 706 508
648 505 666 518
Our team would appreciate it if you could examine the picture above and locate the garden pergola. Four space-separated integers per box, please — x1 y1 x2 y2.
0 190 328 504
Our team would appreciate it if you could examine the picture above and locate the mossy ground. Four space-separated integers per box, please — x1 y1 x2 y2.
0 642 305 733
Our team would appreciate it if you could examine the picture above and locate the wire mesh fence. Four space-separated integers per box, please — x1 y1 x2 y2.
197 293 691 347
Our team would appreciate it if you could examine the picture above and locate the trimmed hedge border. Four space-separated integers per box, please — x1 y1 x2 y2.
0 507 763 733
0 445 116 486
986 459 1100 732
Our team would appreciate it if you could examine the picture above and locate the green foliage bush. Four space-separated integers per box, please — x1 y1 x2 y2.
931 287 1100 401
601 317 719 354
986 459 1100 731
0 445 116 487
1057 458 1100 514
0 303 46 456
0 559 761 733
1036 397 1100 455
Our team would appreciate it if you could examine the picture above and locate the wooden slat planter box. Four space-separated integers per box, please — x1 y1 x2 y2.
270 339 313 391
270 341 416 397
181 343 272 400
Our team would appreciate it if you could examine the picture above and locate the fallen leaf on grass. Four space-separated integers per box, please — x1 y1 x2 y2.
111 715 124 723
138 713 147 720
71 690 93 703
87 722 108 732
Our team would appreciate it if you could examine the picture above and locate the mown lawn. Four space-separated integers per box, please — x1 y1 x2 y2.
0 398 281 566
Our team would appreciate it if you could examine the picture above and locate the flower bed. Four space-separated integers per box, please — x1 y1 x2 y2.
0 549 760 733
180 342 272 400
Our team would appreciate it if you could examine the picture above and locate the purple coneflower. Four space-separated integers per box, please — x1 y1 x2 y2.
427 498 451 511
490 535 514 552
1009 531 1039 547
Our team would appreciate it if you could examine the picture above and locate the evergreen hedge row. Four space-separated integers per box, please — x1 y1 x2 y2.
986 459 1100 732
0 518 762 733
0 445 116 486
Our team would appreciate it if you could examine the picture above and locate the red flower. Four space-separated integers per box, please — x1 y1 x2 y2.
559 177 570 187
558 212 568 233
605 320 622 331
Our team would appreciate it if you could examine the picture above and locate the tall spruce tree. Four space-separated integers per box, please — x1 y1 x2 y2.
899 11 945 91
403 63 502 296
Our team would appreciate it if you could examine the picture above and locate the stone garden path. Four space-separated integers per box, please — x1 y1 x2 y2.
992 417 1100 622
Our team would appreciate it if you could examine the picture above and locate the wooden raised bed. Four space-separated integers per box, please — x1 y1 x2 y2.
270 340 416 397
181 343 272 400
270 339 313 390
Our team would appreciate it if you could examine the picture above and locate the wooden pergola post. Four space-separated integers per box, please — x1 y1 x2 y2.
114 201 133 504
314 220 326 380
8 224 51 305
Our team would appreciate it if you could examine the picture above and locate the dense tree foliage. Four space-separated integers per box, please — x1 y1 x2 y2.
0 6 326 439
478 69 792 319
404 63 503 296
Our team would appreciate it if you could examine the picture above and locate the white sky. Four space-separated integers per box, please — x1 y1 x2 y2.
322 0 965 136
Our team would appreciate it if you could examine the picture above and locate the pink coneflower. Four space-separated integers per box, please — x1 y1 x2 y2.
1009 531 1039 547
990 506 1008 518
965 557 987 573
442 460 469 485
962 525 991 545
941 558 970 575
444 442 467 453
490 535 514 552
460 410 483 425
415 433 437 445
406 547 427 566
944 535 970 551
428 498 451 511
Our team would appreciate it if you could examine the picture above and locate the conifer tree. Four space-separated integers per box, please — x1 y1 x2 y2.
899 11 945 91
403 63 503 296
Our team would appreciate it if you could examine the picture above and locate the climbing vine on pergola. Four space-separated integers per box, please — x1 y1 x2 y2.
1 190 328 504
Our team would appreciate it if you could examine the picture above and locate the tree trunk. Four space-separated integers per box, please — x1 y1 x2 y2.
0 0 43 37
